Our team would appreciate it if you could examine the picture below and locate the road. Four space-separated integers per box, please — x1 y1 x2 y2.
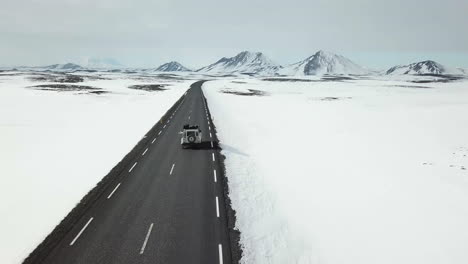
39 81 232 264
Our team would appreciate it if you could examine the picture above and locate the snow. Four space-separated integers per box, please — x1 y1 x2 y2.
197 51 282 75
280 50 369 76
203 77 468 264
386 60 464 75
0 71 191 264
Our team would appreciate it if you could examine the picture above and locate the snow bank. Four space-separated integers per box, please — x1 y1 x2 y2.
0 72 190 263
203 78 468 264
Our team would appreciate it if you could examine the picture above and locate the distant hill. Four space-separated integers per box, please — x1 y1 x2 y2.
280 50 369 76
197 51 282 75
155 61 191 72
386 60 464 75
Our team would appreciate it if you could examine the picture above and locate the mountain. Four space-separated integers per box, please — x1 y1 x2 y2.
280 50 368 76
155 61 191 72
79 57 124 69
386 60 463 75
197 51 282 75
44 63 83 71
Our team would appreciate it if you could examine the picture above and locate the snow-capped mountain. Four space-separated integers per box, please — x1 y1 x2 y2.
197 51 282 75
44 63 83 71
280 50 368 76
155 61 191 72
386 60 463 75
79 57 123 69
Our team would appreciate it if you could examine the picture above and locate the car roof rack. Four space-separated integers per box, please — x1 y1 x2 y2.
183 124 199 130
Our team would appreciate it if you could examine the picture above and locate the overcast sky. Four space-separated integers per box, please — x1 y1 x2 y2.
1 0 467 69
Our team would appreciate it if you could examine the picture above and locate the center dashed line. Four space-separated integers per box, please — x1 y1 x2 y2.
107 183 121 199
142 148 148 156
214 169 217 183
129 162 138 173
218 244 223 264
139 223 154 255
158 131 162 136
70 217 94 246
215 196 220 218
212 153 215 162
170 163 175 175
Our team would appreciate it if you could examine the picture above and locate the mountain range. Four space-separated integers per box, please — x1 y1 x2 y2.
9 51 466 76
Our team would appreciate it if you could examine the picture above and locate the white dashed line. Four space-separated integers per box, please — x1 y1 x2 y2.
142 148 148 156
152 138 156 144
139 223 154 255
129 162 137 172
158 131 162 135
211 141 214 148
212 153 215 162
170 163 175 175
209 126 211 130
70 217 94 246
215 196 220 218
209 133 212 138
218 244 223 264
214 170 217 182
163 125 166 128
107 183 121 199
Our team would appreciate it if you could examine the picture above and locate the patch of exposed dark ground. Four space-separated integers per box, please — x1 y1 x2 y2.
222 88 267 96
27 73 108 83
28 84 108 94
263 78 316 82
388 85 432 89
410 74 465 83
129 74 186 82
320 96 352 101
128 84 168 91
263 75 355 82
321 75 355 81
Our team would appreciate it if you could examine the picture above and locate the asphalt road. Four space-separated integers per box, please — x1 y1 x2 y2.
39 81 232 264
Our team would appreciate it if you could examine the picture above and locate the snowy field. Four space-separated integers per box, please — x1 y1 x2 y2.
203 76 468 264
0 71 191 263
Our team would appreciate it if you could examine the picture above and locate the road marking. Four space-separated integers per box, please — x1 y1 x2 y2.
212 153 215 162
215 196 220 218
209 133 212 138
158 131 162 135
211 141 214 148
163 124 166 128
142 148 148 156
140 223 154 255
170 163 175 175
70 217 94 246
152 138 156 144
209 126 211 130
107 183 121 199
218 244 223 264
129 162 138 172
188 116 191 120
214 170 217 182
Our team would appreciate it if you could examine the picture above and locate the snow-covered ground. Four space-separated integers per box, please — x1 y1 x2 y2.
203 77 468 264
0 71 191 263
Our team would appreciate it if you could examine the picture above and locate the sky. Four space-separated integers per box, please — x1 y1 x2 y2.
1 0 467 69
